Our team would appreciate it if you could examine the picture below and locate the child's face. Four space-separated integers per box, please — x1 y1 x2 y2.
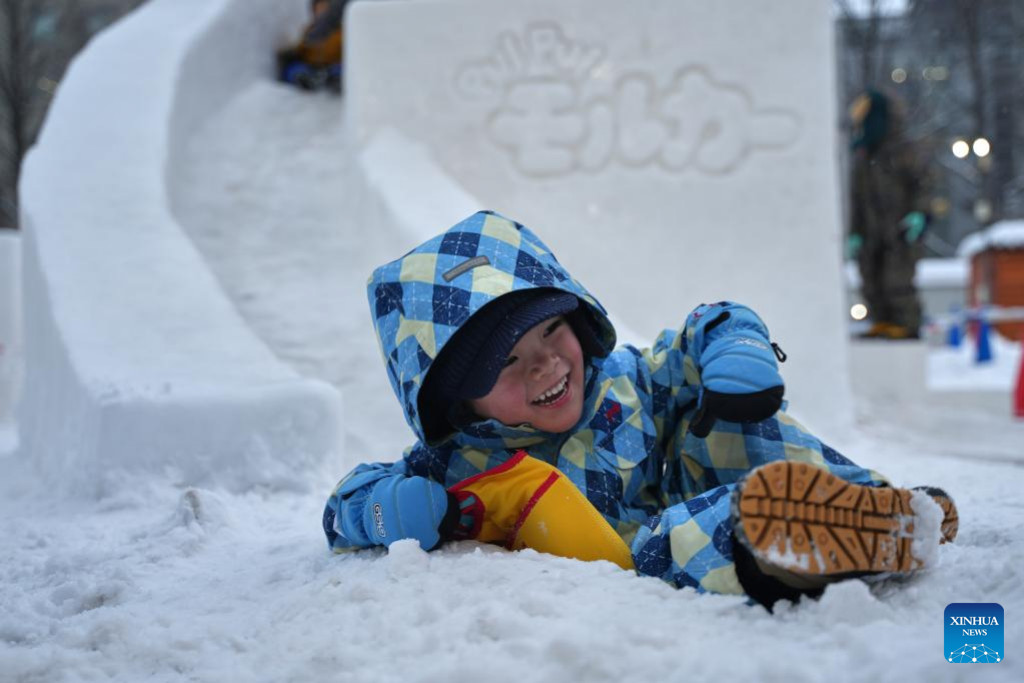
469 316 585 434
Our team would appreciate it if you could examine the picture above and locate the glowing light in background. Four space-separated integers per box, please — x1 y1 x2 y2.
951 140 970 159
972 137 991 157
850 304 868 321
891 68 907 83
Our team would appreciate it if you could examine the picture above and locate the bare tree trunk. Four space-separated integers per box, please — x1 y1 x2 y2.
834 0 883 92
987 0 1018 221
956 0 1000 224
959 0 986 140
0 0 99 228
863 0 881 87
0 0 28 227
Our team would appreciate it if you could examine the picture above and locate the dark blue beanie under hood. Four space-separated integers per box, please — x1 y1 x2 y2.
418 288 606 441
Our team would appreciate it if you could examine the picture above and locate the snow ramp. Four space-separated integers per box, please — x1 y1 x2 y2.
18 0 343 496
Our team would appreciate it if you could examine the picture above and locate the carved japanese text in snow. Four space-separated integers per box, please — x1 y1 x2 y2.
455 23 800 178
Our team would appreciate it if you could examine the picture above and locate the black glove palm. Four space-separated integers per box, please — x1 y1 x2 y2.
688 310 786 438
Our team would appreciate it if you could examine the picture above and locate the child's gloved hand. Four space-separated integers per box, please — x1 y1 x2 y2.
845 233 863 260
365 476 455 550
900 211 928 243
689 333 785 438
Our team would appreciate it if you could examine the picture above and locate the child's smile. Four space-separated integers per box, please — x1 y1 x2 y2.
531 373 569 406
469 316 585 433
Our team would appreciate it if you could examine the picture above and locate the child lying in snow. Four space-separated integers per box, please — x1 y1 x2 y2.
322 211 958 610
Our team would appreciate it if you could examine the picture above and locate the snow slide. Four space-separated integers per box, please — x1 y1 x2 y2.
17 0 342 495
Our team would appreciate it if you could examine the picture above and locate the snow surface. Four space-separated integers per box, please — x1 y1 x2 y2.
3 1 1024 682
928 333 1023 392
0 230 20 424
17 0 342 496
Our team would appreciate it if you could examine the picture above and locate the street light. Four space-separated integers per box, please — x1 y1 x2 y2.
951 140 970 158
973 138 991 158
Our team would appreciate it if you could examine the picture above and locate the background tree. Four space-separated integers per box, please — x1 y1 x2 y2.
835 0 1023 253
1 0 144 229
908 0 1021 228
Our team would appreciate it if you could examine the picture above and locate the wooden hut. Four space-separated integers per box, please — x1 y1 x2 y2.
961 220 1024 341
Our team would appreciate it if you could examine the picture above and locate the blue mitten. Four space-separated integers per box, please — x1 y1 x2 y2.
688 306 786 438
364 476 453 550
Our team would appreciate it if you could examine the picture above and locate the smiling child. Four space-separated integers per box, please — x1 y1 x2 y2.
323 211 957 610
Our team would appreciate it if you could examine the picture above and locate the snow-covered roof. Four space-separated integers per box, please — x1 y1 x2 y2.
845 257 968 288
956 220 1024 258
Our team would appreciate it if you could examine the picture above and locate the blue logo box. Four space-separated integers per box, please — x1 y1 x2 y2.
945 603 1003 663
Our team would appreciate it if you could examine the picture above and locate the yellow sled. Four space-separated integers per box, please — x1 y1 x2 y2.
448 451 634 571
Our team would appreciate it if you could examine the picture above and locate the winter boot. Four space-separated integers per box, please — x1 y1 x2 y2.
731 461 957 578
859 322 919 340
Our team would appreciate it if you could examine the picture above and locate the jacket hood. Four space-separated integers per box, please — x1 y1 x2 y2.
367 210 617 445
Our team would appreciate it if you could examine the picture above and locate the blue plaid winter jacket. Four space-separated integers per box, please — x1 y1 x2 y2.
323 210 885 595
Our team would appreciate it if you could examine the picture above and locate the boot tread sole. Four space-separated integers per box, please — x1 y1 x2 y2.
733 462 958 576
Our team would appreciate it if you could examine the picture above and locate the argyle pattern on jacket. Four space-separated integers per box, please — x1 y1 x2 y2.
325 210 888 597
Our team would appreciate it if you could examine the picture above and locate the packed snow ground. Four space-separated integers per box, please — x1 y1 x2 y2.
929 333 1022 392
4 79 1024 683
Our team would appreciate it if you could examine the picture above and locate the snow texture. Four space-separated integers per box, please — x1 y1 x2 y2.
3 0 1024 682
17 0 342 496
909 490 942 568
0 231 20 424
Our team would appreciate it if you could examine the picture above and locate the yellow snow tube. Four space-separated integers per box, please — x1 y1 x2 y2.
448 451 634 571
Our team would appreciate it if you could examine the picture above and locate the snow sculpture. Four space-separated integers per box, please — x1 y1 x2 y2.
18 0 341 495
0 232 19 423
347 0 853 435
455 24 799 177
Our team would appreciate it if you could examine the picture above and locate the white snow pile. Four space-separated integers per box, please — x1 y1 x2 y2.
909 490 943 568
0 231 19 433
3 1 1024 682
928 331 1023 391
16 0 341 497
4 435 1023 682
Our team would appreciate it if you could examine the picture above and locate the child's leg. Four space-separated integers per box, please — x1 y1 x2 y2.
661 408 889 505
631 476 839 609
632 410 889 605
632 482 745 595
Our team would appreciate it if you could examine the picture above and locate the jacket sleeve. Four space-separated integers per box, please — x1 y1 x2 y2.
638 301 775 441
322 438 459 552
322 456 412 552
